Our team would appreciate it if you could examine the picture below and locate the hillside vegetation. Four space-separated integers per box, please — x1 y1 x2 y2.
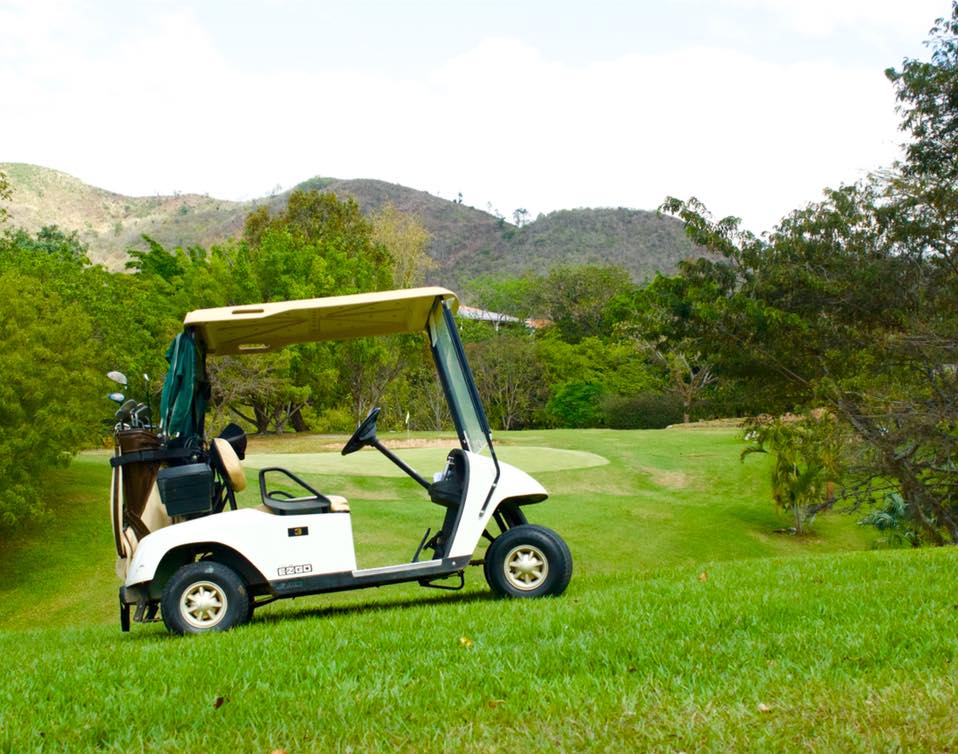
0 163 702 286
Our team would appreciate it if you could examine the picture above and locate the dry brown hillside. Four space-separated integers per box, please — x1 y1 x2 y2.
0 163 702 284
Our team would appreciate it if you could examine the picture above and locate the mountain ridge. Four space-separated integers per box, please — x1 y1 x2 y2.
0 162 702 286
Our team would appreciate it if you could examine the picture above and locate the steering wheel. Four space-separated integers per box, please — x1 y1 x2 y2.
342 407 381 455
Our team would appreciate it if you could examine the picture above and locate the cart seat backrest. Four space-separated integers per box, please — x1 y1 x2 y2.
213 438 247 492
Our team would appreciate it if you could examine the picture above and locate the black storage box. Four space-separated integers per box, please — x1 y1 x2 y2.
157 463 214 516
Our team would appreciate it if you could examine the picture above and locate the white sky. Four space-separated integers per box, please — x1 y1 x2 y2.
0 0 950 231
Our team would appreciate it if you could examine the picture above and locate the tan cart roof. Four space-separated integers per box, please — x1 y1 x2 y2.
184 287 458 355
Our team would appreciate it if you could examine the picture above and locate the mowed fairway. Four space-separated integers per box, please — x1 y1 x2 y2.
0 427 955 752
243 444 610 477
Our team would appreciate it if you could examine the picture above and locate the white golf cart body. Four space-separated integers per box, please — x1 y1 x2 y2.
124 446 544 593
116 287 562 630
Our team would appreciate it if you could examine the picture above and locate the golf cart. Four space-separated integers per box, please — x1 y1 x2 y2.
110 287 572 634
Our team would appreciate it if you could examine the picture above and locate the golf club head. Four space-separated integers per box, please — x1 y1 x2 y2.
107 392 125 405
115 398 137 423
107 370 128 387
131 403 152 428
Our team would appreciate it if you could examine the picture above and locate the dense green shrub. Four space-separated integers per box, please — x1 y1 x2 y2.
600 392 684 429
545 381 606 428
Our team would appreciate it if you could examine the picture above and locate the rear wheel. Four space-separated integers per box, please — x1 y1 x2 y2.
161 561 251 635
484 524 572 598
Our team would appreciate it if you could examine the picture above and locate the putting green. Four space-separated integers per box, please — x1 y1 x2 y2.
243 445 608 477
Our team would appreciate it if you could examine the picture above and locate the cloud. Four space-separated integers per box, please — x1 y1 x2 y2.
369 37 901 230
0 2 909 231
702 0 950 37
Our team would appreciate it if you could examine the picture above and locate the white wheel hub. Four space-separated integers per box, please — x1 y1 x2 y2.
180 580 228 629
503 544 549 591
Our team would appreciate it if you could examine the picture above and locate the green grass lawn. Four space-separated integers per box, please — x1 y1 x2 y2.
1 427 954 752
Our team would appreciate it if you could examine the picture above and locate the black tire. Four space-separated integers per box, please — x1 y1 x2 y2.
161 561 251 635
484 524 573 598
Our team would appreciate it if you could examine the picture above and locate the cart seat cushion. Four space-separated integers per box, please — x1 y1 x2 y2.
254 495 350 514
212 438 247 492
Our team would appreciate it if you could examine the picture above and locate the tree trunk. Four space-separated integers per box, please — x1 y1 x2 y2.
836 396 947 545
253 405 271 434
290 407 309 433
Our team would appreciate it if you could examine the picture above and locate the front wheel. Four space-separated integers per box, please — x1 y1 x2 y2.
161 561 251 635
484 524 572 598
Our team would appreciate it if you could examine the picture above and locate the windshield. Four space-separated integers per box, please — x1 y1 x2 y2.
428 300 492 455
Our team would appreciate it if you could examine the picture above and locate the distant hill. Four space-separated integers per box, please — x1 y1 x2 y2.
0 163 251 270
0 163 703 287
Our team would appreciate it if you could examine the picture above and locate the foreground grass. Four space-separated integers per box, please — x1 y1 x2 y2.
0 427 950 751
1 549 955 752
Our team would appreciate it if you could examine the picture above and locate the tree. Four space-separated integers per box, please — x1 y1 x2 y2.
534 332 663 427
241 189 393 300
544 381 606 428
125 235 206 283
339 336 413 424
207 190 396 430
0 169 11 224
0 271 97 526
660 183 958 542
467 334 546 429
741 412 844 535
403 350 452 431
886 7 958 184
645 5 958 543
533 265 635 343
1 226 178 400
207 352 309 434
464 273 539 321
3 225 89 265
648 344 717 424
370 203 434 288
0 224 185 528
